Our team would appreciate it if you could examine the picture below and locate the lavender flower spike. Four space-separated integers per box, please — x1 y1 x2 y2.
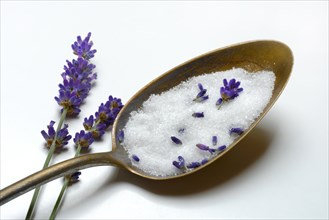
171 136 183 145
84 95 124 139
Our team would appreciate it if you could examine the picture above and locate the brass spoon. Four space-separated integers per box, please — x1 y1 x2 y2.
0 40 293 205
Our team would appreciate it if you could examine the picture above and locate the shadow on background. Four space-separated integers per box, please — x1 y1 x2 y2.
110 125 275 196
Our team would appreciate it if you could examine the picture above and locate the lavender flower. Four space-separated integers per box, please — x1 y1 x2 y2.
193 83 209 102
71 32 97 60
171 136 183 145
229 127 244 135
41 121 72 150
132 154 140 162
192 112 204 118
178 128 185 133
73 130 94 148
55 33 97 116
216 78 243 108
173 156 185 169
118 130 124 143
84 96 124 139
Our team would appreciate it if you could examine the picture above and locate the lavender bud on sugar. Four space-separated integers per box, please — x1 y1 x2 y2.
193 83 208 102
212 136 218 146
192 112 204 118
171 136 182 145
201 159 208 165
196 144 210 151
172 156 185 169
217 145 227 151
187 162 201 169
178 128 185 134
230 128 244 135
118 130 124 143
132 154 140 162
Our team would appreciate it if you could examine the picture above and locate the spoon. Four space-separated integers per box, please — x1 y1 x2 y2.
0 40 293 205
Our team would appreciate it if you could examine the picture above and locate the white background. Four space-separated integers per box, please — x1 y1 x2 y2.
1 1 328 219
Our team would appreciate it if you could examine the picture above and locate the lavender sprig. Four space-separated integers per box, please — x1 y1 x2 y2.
216 78 243 108
26 33 97 219
50 95 123 219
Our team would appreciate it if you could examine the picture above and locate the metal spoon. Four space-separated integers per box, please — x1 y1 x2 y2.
0 40 293 205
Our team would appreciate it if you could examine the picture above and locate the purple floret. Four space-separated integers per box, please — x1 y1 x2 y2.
41 121 72 149
71 32 97 60
73 130 94 148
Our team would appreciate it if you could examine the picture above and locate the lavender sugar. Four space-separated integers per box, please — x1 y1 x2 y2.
121 68 275 176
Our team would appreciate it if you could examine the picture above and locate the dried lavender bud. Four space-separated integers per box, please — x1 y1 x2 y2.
229 128 244 135
118 130 124 143
212 136 218 146
132 154 140 162
217 145 227 151
192 112 204 118
171 136 183 145
173 156 185 169
187 162 201 169
196 144 210 151
201 159 208 165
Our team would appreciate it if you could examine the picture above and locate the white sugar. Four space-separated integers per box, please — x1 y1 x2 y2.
122 68 275 176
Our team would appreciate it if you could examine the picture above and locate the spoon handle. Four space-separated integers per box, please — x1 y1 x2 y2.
0 152 121 206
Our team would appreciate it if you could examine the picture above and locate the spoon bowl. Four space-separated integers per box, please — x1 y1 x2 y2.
0 40 293 205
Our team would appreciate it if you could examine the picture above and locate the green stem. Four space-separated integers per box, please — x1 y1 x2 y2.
25 108 68 220
49 144 82 220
